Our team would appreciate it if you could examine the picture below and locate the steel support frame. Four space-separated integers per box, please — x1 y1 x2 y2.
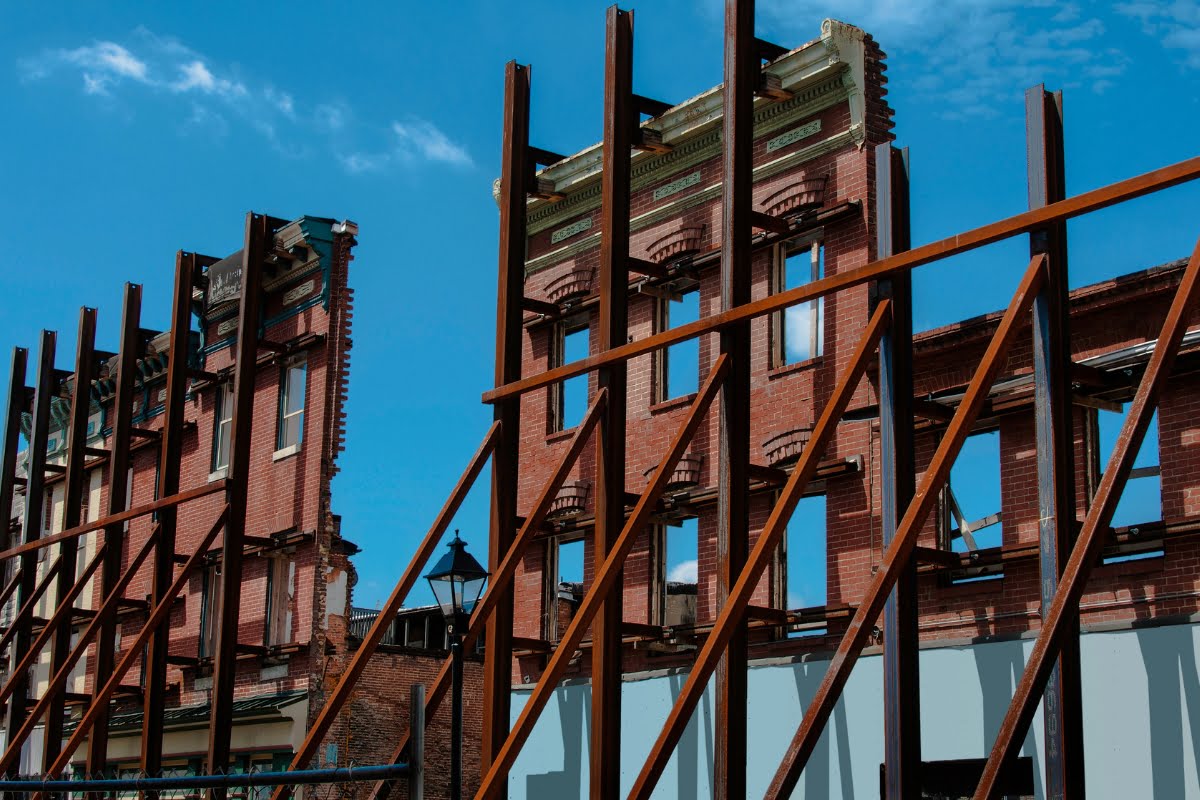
628 302 892 800
0 347 27 575
593 8 633 798
875 143 920 799
90 282 142 782
142 252 195 783
207 212 267 791
766 254 1048 798
971 238 1200 797
368 391 607 800
481 58 529 787
4 329 56 749
272 422 500 799
42 306 98 770
716 2 753 794
1026 84 1084 799
476 354 730 799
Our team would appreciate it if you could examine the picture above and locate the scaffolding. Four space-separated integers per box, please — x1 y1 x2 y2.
5 2 1200 799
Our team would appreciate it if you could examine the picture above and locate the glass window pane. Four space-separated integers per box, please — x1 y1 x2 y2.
285 363 306 416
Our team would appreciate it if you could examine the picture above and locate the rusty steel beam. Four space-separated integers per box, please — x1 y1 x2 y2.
41 509 227 780
1026 84 1084 799
0 555 62 659
972 235 1200 798
0 523 158 776
207 213 267 789
0 479 227 563
0 348 27 558
482 154 1200 405
0 544 106 718
141 253 195 783
715 1 754 795
481 58 530 786
628 302 891 800
368 390 607 800
5 329 56 745
875 143 920 800
766 254 1047 799
272 422 500 795
476 354 729 799
42 306 98 770
88 283 141 782
593 8 633 798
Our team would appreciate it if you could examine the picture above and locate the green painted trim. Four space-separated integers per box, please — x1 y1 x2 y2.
526 70 849 236
525 126 859 275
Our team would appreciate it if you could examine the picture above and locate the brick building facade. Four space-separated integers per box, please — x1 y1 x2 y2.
500 19 1200 797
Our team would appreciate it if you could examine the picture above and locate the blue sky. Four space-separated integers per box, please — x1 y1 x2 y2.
1 2 1197 609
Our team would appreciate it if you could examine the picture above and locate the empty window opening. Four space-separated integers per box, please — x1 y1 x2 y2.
654 282 700 402
772 240 824 366
940 430 1003 554
653 518 699 627
276 356 307 453
777 494 827 637
551 316 590 432
545 536 585 641
1093 406 1163 564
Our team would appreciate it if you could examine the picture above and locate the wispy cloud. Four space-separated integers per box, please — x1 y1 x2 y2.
667 559 698 584
340 119 474 173
17 27 473 174
1117 1 1200 68
757 1 1125 118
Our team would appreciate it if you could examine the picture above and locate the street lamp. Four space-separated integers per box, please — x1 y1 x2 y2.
425 530 488 800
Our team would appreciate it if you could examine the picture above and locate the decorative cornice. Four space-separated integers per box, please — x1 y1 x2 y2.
525 126 858 275
526 71 852 237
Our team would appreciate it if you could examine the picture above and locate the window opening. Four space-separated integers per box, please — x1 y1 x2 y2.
654 282 700 402
777 494 827 637
772 240 824 366
276 356 307 452
940 429 1003 553
1096 405 1163 564
550 315 590 432
212 383 233 472
545 536 584 641
653 518 698 626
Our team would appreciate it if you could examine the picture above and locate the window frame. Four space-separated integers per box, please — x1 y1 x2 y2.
211 383 234 476
274 355 307 458
771 238 825 368
548 314 590 434
199 563 223 659
652 279 701 404
263 555 293 647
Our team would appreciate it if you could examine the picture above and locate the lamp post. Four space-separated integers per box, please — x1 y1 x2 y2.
424 531 489 800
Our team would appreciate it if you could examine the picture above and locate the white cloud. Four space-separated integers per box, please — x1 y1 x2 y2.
1118 1 1200 68
757 1 1121 118
392 120 474 167
18 29 471 175
667 559 698 583
170 60 247 98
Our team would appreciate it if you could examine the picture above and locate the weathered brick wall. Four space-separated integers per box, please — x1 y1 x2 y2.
67 221 357 718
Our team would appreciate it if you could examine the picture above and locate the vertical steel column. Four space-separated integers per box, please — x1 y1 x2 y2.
207 214 266 790
480 61 528 786
1027 85 1083 799
89 285 140 784
42 308 97 769
0 348 28 558
592 7 632 798
715 1 753 796
142 254 195 782
5 330 55 751
875 144 920 798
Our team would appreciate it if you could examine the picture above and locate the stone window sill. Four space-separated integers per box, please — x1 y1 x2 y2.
273 443 302 462
768 356 822 380
650 393 697 415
